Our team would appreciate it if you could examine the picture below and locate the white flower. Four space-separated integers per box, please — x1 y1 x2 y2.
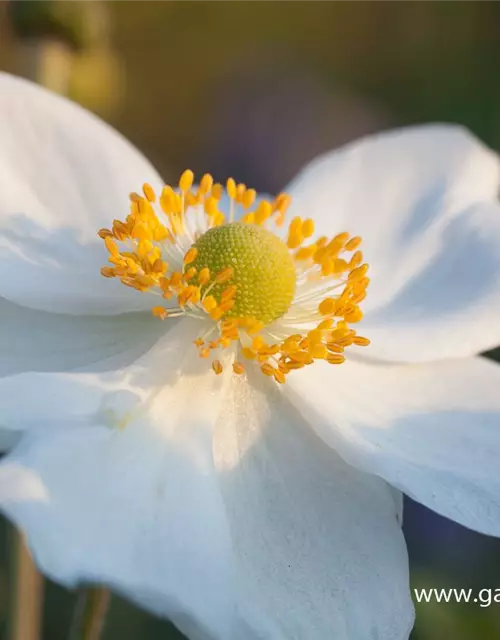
1 71 500 640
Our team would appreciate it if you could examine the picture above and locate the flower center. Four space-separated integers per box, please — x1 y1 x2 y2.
188 223 296 325
98 170 372 382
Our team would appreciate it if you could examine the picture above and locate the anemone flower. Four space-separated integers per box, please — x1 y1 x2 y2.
1 72 500 640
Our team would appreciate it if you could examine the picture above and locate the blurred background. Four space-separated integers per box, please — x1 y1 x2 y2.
1 1 500 639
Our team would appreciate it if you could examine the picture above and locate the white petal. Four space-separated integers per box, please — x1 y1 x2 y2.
286 125 500 361
285 356 500 536
215 372 413 640
0 72 163 314
0 320 234 639
0 297 167 378
0 318 196 432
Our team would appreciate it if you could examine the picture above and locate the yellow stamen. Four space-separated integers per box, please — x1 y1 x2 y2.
215 267 234 283
212 359 223 375
198 267 211 285
179 169 194 192
184 247 198 265
99 169 370 382
143 183 156 202
232 362 245 375
226 178 237 200
152 306 169 320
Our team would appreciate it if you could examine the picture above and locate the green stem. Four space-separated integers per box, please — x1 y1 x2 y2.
69 586 111 640
8 529 44 640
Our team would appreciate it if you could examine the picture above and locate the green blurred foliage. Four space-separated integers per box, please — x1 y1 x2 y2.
7 1 92 51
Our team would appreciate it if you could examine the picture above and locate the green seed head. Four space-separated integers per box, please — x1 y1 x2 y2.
190 222 296 324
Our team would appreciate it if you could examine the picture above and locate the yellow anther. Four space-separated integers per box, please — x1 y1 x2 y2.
218 299 235 314
200 348 211 359
310 344 328 359
198 267 210 285
226 178 237 199
200 174 214 193
152 306 169 320
130 222 149 241
242 189 256 209
214 212 226 226
307 329 323 345
345 236 362 251
277 361 290 374
211 183 224 200
243 318 264 335
319 298 336 315
98 228 113 239
185 192 199 207
212 360 223 375
236 183 246 202
151 258 167 274
252 336 266 351
348 264 369 281
184 247 198 265
137 197 153 217
302 219 315 238
333 232 349 245
204 197 219 217
254 201 273 225
100 267 115 278
287 231 303 250
203 295 217 313
274 193 291 215
215 267 234 283
260 363 275 377
321 258 334 276
160 186 175 211
143 183 156 202
344 308 364 323
326 354 345 365
170 272 183 288
349 251 363 269
221 285 237 301
179 169 194 193
295 246 316 261
326 343 344 353
194 338 205 347
104 237 119 256
353 336 371 346
112 220 130 241
232 362 245 375
318 318 334 330
333 258 348 273
273 369 286 384
184 267 197 281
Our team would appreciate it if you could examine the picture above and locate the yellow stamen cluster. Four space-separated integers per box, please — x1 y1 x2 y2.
99 170 371 382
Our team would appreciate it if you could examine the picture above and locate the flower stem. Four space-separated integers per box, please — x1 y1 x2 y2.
69 586 111 640
8 529 44 640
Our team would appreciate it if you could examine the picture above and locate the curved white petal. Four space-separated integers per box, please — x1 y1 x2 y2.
0 72 163 315
285 356 500 536
215 373 413 640
0 318 199 433
0 297 167 378
286 125 500 361
0 320 235 639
